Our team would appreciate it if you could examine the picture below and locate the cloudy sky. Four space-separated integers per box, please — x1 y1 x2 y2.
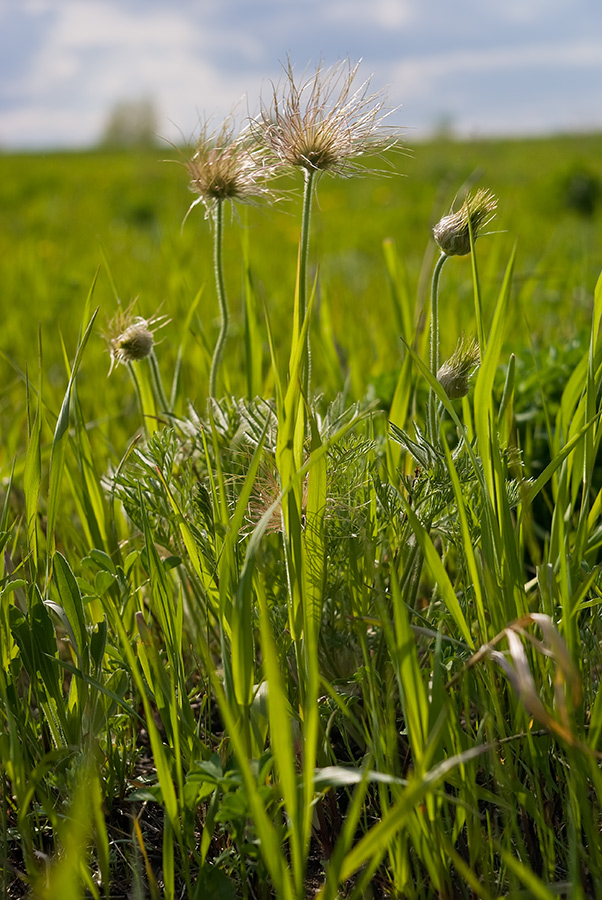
1 0 601 149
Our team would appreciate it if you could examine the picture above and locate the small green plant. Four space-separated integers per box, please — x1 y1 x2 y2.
105 300 171 428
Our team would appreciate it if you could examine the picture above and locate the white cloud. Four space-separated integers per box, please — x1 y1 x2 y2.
0 104 100 147
324 0 414 29
23 1 201 92
390 38 602 97
490 0 571 25
1 0 601 147
1 0 270 146
384 37 602 136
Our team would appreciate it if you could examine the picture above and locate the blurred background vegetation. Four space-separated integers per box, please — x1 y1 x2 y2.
0 133 601 476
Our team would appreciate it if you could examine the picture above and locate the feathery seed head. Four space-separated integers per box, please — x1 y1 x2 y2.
433 189 498 256
244 464 309 535
186 118 275 220
437 336 480 399
252 58 396 178
106 303 168 373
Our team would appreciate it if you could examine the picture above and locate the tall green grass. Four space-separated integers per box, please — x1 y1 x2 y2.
1 132 602 898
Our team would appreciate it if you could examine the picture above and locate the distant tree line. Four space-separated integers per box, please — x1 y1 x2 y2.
100 97 159 148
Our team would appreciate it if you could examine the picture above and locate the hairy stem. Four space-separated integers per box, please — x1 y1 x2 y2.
209 199 228 399
298 167 316 398
428 252 448 444
127 362 147 434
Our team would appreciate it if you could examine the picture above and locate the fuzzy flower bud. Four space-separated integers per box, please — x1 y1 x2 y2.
105 305 168 373
433 189 497 256
111 319 154 363
437 336 480 399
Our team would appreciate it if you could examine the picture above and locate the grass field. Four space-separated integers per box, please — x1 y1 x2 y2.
1 125 602 899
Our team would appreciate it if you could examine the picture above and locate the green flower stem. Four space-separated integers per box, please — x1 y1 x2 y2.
209 199 228 399
126 362 148 434
298 167 316 399
148 348 170 415
428 251 448 444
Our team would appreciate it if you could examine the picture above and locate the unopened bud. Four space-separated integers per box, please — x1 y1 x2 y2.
111 319 154 365
433 189 497 256
437 337 480 399
105 303 169 374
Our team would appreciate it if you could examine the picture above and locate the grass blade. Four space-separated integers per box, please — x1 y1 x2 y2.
46 302 98 560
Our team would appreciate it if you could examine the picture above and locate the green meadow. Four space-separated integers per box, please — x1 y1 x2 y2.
1 128 602 899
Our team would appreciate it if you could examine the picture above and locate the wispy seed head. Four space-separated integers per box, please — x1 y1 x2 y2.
244 460 309 536
186 117 275 220
433 189 498 256
252 58 397 178
437 336 480 399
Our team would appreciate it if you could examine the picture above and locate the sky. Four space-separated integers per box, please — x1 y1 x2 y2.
1 0 601 150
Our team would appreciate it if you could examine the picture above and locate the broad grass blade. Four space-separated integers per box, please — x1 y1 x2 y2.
111 611 180 826
241 228 263 399
51 551 88 675
499 848 556 900
24 382 42 571
339 744 492 885
304 413 327 646
401 500 474 648
46 303 98 560
386 568 429 762
473 245 515 500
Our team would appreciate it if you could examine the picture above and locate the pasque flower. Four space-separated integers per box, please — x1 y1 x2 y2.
185 115 277 398
427 190 496 442
106 304 168 374
186 118 275 221
251 58 395 177
437 336 480 399
433 189 497 256
249 58 396 411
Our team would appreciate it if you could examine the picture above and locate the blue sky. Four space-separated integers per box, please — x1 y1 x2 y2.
1 0 601 149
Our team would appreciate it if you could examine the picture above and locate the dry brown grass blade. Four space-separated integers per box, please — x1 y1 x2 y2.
448 613 582 746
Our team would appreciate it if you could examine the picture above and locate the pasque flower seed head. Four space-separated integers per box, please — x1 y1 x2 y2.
105 303 168 373
433 189 497 256
437 336 480 399
111 319 154 364
186 117 276 220
252 58 396 178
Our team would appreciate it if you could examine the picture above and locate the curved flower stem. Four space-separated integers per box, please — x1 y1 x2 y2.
428 251 448 444
209 199 228 399
298 167 316 399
